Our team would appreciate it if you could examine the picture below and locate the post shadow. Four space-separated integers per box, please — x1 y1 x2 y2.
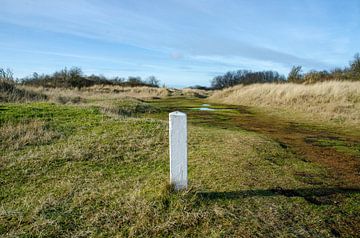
197 187 360 205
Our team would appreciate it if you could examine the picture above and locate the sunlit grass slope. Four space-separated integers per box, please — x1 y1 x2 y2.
210 81 360 125
21 85 209 102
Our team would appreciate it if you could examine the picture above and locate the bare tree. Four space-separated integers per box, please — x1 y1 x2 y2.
0 68 14 81
350 53 360 78
287 66 303 83
146 76 160 87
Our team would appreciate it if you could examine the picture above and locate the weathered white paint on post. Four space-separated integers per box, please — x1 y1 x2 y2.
169 111 187 190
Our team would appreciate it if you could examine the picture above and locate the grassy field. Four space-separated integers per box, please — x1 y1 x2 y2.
1 89 360 236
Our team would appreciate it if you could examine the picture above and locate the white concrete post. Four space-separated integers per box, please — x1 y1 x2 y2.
169 111 187 190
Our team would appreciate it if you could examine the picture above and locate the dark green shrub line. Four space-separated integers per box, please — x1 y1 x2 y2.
211 70 286 89
18 67 161 89
212 53 360 89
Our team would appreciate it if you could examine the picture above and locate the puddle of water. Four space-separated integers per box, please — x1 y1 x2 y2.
192 103 235 111
191 103 217 111
193 107 216 111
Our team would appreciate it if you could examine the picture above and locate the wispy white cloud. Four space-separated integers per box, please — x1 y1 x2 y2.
0 0 328 66
0 0 359 85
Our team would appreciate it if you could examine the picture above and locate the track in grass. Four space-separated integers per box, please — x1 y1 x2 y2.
146 97 360 186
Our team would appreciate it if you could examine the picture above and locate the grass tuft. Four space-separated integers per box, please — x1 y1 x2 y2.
0 120 60 151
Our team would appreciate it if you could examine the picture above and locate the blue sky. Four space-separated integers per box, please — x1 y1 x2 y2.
0 0 359 87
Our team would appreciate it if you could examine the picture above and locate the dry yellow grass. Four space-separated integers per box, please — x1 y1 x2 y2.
21 85 209 103
21 85 171 101
0 80 47 102
210 81 360 125
85 85 172 98
15 85 208 119
181 88 212 98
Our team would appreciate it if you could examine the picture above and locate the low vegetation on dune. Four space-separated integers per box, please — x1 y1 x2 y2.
210 81 360 126
0 79 46 102
19 85 209 104
22 85 171 102
0 69 45 102
0 69 46 103
68 84 210 99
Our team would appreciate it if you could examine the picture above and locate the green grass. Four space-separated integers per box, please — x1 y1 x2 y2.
87 98 160 117
1 98 359 237
0 103 104 136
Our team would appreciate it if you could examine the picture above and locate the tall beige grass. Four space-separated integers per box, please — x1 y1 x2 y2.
0 80 46 102
21 85 209 102
21 85 171 101
210 81 360 124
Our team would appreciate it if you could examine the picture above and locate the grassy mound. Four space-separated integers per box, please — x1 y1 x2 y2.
210 81 360 125
23 85 210 103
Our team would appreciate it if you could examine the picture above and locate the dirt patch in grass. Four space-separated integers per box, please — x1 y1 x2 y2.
227 111 360 187
304 136 360 157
